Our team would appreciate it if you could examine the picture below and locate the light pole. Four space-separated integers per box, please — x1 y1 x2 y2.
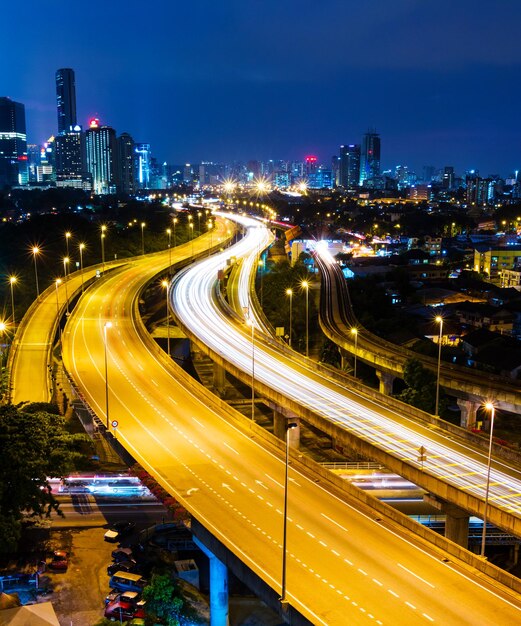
161 279 170 357
207 219 213 256
166 228 172 275
141 222 146 256
258 259 264 307
286 288 293 347
65 231 71 258
246 317 255 421
101 225 107 272
173 217 178 247
197 210 201 235
301 280 309 357
350 327 358 378
32 247 40 298
54 279 62 314
103 321 113 430
79 243 85 293
63 257 70 314
0 321 6 397
189 222 194 257
9 277 17 326
480 402 496 559
435 315 443 417
281 420 298 605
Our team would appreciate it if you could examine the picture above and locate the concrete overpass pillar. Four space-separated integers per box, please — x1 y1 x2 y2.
424 495 469 549
376 370 395 395
193 536 229 626
456 398 479 429
273 410 300 449
213 363 227 396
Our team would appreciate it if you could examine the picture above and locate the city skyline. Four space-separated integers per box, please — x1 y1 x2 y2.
3 1 521 176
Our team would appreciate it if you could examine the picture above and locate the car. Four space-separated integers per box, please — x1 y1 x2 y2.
107 560 140 576
104 590 144 607
49 550 68 571
104 521 135 542
112 546 133 562
104 599 145 621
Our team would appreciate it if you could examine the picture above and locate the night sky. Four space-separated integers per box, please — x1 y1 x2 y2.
3 0 521 175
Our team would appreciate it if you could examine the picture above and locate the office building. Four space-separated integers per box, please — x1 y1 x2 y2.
359 129 380 185
339 144 360 188
135 143 151 189
55 125 84 186
56 68 77 135
117 132 135 194
0 97 28 186
85 118 117 195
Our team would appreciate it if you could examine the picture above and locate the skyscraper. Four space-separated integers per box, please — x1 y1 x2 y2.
134 143 151 189
359 129 380 185
56 68 77 134
85 118 117 195
339 144 360 188
117 132 136 194
55 125 85 187
0 97 28 187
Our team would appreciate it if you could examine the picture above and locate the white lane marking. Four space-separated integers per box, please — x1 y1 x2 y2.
168 396 178 405
372 578 383 586
223 442 239 455
222 483 234 493
321 512 348 533
151 379 159 387
264 473 283 488
405 602 416 610
397 563 435 588
255 480 268 490
388 590 399 598
423 614 434 622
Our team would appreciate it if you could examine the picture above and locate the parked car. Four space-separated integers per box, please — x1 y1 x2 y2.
104 599 145 621
104 521 136 543
49 550 68 571
112 547 133 562
104 590 145 607
107 560 140 576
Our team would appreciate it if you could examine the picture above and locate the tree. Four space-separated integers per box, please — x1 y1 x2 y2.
0 403 88 552
395 358 439 414
143 571 203 626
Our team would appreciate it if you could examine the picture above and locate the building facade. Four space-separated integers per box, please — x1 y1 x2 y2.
359 130 380 186
339 144 360 188
0 97 28 187
56 68 77 135
85 118 117 195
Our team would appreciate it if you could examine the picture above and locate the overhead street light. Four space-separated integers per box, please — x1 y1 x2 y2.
281 420 298 606
32 246 40 298
9 276 17 326
79 243 85 293
141 222 146 256
103 321 113 430
350 327 358 378
173 217 178 248
65 231 71 258
166 228 172 275
101 225 107 272
480 402 496 559
63 257 70 315
285 288 293 347
435 315 443 417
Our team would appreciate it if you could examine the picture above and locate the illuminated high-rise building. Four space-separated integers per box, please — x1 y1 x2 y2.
56 68 77 135
0 97 28 187
339 144 360 188
117 132 136 194
55 125 84 186
359 129 380 185
85 118 117 195
134 143 151 189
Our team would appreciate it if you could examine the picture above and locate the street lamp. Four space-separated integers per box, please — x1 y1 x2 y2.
0 321 6 397
65 231 71 258
435 315 443 417
301 280 309 357
173 217 178 247
79 243 85 293
101 225 107 272
9 277 17 326
32 246 40 298
480 402 496 559
286 288 293 347
350 327 358 378
246 317 255 421
281 420 298 605
141 222 146 256
63 257 70 314
103 321 113 430
189 222 194 257
166 228 172 274
161 279 170 357
197 210 201 235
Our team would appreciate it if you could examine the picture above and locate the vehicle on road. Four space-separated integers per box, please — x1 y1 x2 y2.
49 550 68 571
104 599 145 621
104 521 136 543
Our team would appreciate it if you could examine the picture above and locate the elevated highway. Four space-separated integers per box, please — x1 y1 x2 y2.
61 215 521 623
312 246 521 419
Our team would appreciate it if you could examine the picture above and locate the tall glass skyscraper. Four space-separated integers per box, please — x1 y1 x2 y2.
339 144 360 188
359 130 380 185
85 118 117 195
56 68 77 134
0 97 28 187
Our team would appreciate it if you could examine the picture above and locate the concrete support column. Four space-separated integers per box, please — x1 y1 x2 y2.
340 349 349 372
273 410 300 448
424 495 469 549
213 362 227 396
456 398 479 429
193 536 229 626
510 543 520 567
376 370 395 395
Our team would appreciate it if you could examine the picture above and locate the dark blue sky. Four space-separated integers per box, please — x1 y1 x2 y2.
3 0 521 176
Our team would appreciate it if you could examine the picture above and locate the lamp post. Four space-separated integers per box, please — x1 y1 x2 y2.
350 327 358 378
281 420 298 605
480 402 496 559
301 280 309 357
166 228 172 274
173 217 178 248
197 210 201 235
79 243 85 293
286 288 293 347
161 279 170 357
32 247 40 298
141 222 146 256
65 231 71 258
246 317 255 421
103 321 113 430
63 257 70 315
54 279 62 314
101 225 107 272
189 222 194 257
207 219 213 256
435 315 443 417
0 321 6 397
9 277 17 326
